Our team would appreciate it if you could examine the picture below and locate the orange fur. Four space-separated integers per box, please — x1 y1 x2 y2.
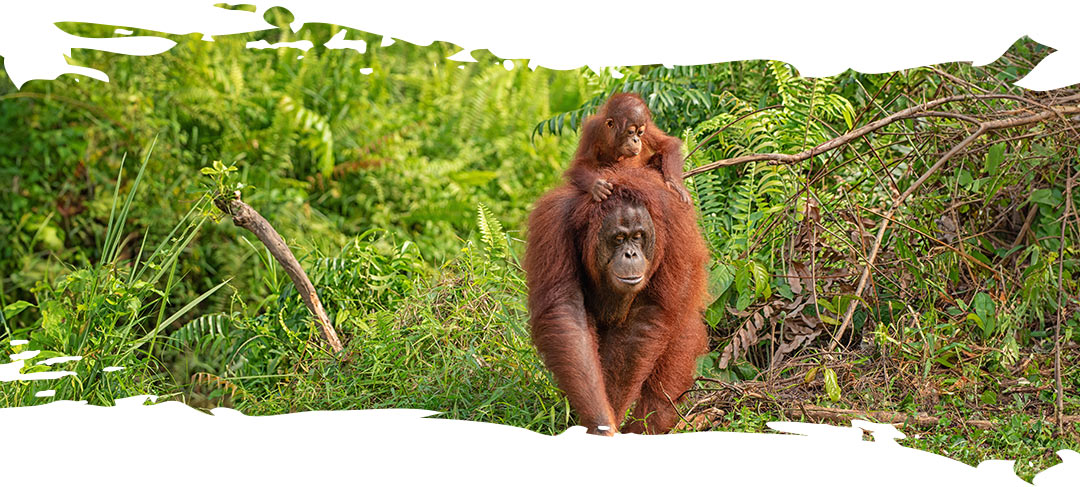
565 93 688 203
525 167 709 434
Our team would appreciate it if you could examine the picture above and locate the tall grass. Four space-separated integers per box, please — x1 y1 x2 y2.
1 147 226 407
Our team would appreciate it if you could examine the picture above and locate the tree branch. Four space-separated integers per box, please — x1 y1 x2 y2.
1055 166 1072 434
682 93 1061 179
215 194 344 354
677 88 1079 353
786 405 1080 430
829 104 1080 351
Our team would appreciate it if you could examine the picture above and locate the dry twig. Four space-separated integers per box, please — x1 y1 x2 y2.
1055 166 1072 433
678 87 1080 354
682 93 1060 178
785 405 1080 430
831 103 1080 351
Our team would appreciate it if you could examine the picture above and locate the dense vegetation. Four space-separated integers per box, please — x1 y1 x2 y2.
1 15 1077 480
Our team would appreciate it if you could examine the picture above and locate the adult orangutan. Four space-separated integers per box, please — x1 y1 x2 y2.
525 166 709 435
564 92 691 205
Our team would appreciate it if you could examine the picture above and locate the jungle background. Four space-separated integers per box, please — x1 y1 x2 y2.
1 9 1078 480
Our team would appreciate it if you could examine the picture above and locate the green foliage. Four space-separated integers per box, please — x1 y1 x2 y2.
0 157 224 406
535 63 755 138
0 23 582 312
709 393 1079 482
199 159 252 200
476 202 510 260
230 207 568 433
0 21 583 418
276 95 336 178
0 22 1075 472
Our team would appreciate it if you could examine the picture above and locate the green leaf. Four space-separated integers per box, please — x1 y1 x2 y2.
751 261 771 298
1029 188 1063 207
972 292 996 337
127 280 230 353
985 143 1004 176
823 367 841 402
733 362 759 380
735 289 754 311
3 301 34 320
707 263 735 302
776 280 794 300
968 249 991 266
957 169 973 188
450 171 498 186
734 264 751 293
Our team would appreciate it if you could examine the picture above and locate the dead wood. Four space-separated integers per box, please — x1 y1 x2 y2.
214 194 344 354
679 87 1080 354
785 405 940 428
1054 167 1073 433
830 103 1080 351
681 93 1061 178
785 405 1080 431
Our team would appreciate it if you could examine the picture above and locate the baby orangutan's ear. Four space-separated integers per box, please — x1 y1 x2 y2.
605 118 614 128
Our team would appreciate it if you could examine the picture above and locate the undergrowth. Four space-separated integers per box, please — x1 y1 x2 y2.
0 15 1077 482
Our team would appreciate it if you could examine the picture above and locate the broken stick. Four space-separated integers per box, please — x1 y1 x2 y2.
214 193 344 353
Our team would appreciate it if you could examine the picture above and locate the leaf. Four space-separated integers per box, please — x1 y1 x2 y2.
3 300 34 320
476 203 508 258
335 309 350 327
776 282 794 300
695 351 721 377
787 260 808 295
750 261 771 299
972 292 995 317
1029 188 1063 207
707 262 735 302
733 363 759 381
972 292 996 337
734 265 751 294
450 171 497 186
127 280 230 353
968 249 991 266
957 169 973 188
985 143 1004 176
735 290 754 311
823 367 841 402
718 308 768 368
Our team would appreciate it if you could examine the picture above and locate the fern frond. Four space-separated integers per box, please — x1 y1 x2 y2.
277 95 335 177
476 202 509 259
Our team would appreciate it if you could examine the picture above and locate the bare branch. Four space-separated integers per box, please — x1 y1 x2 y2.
786 404 1080 430
215 195 345 354
1055 167 1072 434
682 93 1063 178
829 104 1080 351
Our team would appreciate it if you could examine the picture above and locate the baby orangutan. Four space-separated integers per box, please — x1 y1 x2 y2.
565 93 691 205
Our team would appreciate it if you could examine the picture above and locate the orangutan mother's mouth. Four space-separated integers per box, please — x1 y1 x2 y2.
616 275 643 285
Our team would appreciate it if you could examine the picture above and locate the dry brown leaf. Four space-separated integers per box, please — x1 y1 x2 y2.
718 308 768 369
787 260 807 295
